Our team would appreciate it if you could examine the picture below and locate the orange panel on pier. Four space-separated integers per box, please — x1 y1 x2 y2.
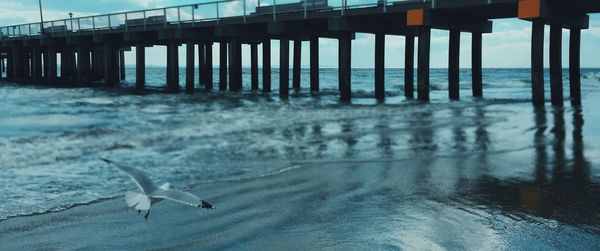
407 9 424 26
518 0 541 19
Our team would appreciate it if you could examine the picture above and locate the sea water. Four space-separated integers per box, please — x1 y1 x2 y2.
0 67 599 226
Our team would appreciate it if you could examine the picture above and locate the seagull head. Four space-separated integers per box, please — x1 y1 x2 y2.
159 183 175 191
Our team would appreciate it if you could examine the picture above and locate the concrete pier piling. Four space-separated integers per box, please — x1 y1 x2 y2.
24 50 31 80
199 43 207 87
310 36 319 93
104 44 119 87
205 43 213 90
61 49 75 83
472 32 483 97
0 55 4 80
43 51 49 82
119 50 126 81
448 30 460 100
570 28 582 106
186 42 195 93
166 42 179 92
549 23 564 106
228 40 242 91
47 48 57 84
417 28 431 101
405 35 415 99
90 49 103 83
251 43 259 90
32 47 42 83
280 38 290 97
374 33 385 100
76 46 91 84
6 49 14 80
12 47 25 80
338 32 351 101
531 21 545 106
293 40 301 90
262 39 271 92
219 42 227 91
135 46 145 89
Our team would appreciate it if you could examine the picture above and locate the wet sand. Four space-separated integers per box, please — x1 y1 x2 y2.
1 148 599 250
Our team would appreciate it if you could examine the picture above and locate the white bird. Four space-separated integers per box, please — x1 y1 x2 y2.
101 158 214 220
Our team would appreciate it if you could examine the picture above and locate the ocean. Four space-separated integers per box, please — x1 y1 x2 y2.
1 67 599 247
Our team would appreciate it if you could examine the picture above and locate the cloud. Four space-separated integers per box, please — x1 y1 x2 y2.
126 0 164 8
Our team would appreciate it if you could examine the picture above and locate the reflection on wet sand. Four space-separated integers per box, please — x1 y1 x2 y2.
467 107 598 230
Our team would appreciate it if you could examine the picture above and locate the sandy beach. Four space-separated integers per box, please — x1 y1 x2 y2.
2 148 599 250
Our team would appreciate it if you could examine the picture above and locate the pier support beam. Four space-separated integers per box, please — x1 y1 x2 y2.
91 49 104 83
76 46 91 84
6 49 15 80
405 35 415 98
104 44 119 87
135 45 145 89
205 43 213 90
550 23 563 106
251 43 259 90
60 51 68 81
42 50 50 82
119 50 126 81
32 47 42 83
199 43 207 87
12 47 25 80
417 28 431 101
25 50 31 79
6 49 14 80
166 42 180 92
61 49 76 83
310 36 319 93
263 39 271 92
375 33 385 100
186 42 195 93
43 51 49 81
280 38 290 97
228 40 242 91
569 28 581 106
531 21 545 106
47 48 57 84
338 32 352 101
448 30 460 100
472 32 483 97
219 42 228 91
293 40 301 90
0 56 4 80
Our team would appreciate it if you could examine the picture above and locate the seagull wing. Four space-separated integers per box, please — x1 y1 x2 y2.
151 190 204 207
101 158 157 194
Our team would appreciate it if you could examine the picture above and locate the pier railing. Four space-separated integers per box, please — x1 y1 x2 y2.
0 0 426 40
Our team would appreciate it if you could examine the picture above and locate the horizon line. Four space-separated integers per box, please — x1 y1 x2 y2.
125 65 600 70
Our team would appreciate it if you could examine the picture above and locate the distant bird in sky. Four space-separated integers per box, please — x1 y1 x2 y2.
100 158 214 220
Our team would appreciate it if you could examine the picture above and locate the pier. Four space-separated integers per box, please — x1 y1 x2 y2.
0 0 598 106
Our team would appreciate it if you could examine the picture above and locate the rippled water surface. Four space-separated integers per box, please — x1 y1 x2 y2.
1 67 600 248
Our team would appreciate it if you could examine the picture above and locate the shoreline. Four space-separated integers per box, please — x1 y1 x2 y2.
1 152 599 250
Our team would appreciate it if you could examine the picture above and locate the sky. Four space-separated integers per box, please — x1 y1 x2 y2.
1 0 600 68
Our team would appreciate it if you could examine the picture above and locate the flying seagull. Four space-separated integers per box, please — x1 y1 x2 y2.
101 158 214 220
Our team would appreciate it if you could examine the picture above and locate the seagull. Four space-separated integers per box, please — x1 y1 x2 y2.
101 158 214 220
